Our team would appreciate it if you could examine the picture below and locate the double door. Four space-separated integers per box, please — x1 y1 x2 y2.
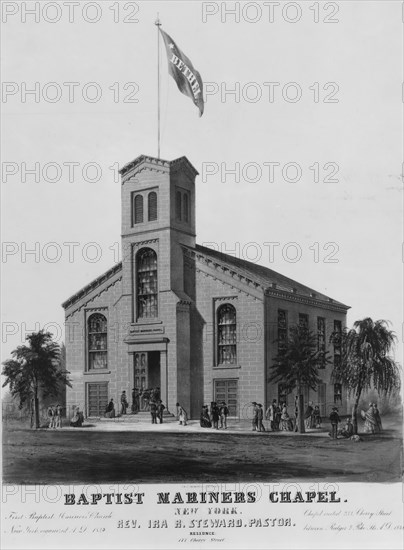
214 379 238 417
134 351 160 410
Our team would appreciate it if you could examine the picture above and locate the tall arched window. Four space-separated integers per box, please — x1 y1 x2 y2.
88 313 107 370
175 191 182 221
183 193 189 223
148 191 158 221
137 248 158 318
134 194 143 224
217 304 237 365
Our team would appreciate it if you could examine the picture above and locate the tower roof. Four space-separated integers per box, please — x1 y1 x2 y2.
119 154 199 180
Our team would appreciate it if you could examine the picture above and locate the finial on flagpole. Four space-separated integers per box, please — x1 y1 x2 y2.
155 13 161 27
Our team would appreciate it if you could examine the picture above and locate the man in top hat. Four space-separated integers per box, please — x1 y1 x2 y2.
329 407 341 439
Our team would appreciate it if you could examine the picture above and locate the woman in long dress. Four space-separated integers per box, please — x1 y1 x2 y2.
200 406 211 428
280 404 293 431
373 403 382 432
362 403 377 433
178 405 188 426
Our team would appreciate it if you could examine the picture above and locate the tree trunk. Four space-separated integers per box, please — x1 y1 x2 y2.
352 388 362 435
296 383 305 433
33 387 40 429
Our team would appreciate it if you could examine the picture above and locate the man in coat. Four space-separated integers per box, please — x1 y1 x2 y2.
329 407 341 439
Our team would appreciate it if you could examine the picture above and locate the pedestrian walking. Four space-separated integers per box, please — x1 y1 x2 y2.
47 405 55 429
131 388 139 413
257 403 265 432
251 402 259 431
150 401 158 424
219 401 229 429
329 407 340 439
178 405 188 426
157 400 165 423
294 395 299 432
120 390 128 415
304 401 314 429
313 405 322 428
54 404 62 428
211 402 219 429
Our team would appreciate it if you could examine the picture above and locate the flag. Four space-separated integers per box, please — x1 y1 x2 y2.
160 28 204 116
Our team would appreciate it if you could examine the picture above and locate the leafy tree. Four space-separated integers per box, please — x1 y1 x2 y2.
330 318 401 434
270 324 330 433
2 331 71 429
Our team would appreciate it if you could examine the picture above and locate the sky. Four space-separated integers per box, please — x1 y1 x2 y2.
1 0 403 370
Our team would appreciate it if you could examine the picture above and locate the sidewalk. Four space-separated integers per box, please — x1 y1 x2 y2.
60 416 333 437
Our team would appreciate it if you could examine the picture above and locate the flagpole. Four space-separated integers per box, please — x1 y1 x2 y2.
155 14 161 159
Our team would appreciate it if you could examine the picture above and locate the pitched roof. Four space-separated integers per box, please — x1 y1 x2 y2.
61 262 122 310
194 244 350 310
61 246 350 311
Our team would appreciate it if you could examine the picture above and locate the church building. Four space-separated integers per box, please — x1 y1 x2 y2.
63 154 349 419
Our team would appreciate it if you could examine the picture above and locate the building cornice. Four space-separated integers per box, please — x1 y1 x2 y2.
64 276 122 319
183 245 349 313
264 287 350 313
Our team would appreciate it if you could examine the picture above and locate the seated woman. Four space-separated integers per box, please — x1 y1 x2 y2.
200 405 212 428
338 417 354 438
70 406 84 427
105 399 115 418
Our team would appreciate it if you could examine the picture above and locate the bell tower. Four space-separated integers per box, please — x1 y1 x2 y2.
119 154 199 415
120 154 197 301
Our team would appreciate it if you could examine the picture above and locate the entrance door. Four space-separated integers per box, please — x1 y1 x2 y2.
133 351 160 411
87 382 108 417
214 379 238 417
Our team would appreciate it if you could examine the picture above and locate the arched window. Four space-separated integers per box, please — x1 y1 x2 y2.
176 191 182 221
183 193 189 223
137 248 158 318
134 194 143 224
148 191 158 221
88 313 107 370
217 304 237 365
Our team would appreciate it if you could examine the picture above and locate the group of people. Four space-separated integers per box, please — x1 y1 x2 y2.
104 390 167 424
362 402 383 434
150 399 166 424
251 402 266 432
263 399 322 432
303 402 323 429
131 387 161 413
329 402 383 439
46 404 63 429
199 402 230 429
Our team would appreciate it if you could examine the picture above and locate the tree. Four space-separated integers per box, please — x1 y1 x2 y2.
2 331 71 429
269 324 330 433
330 318 401 435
